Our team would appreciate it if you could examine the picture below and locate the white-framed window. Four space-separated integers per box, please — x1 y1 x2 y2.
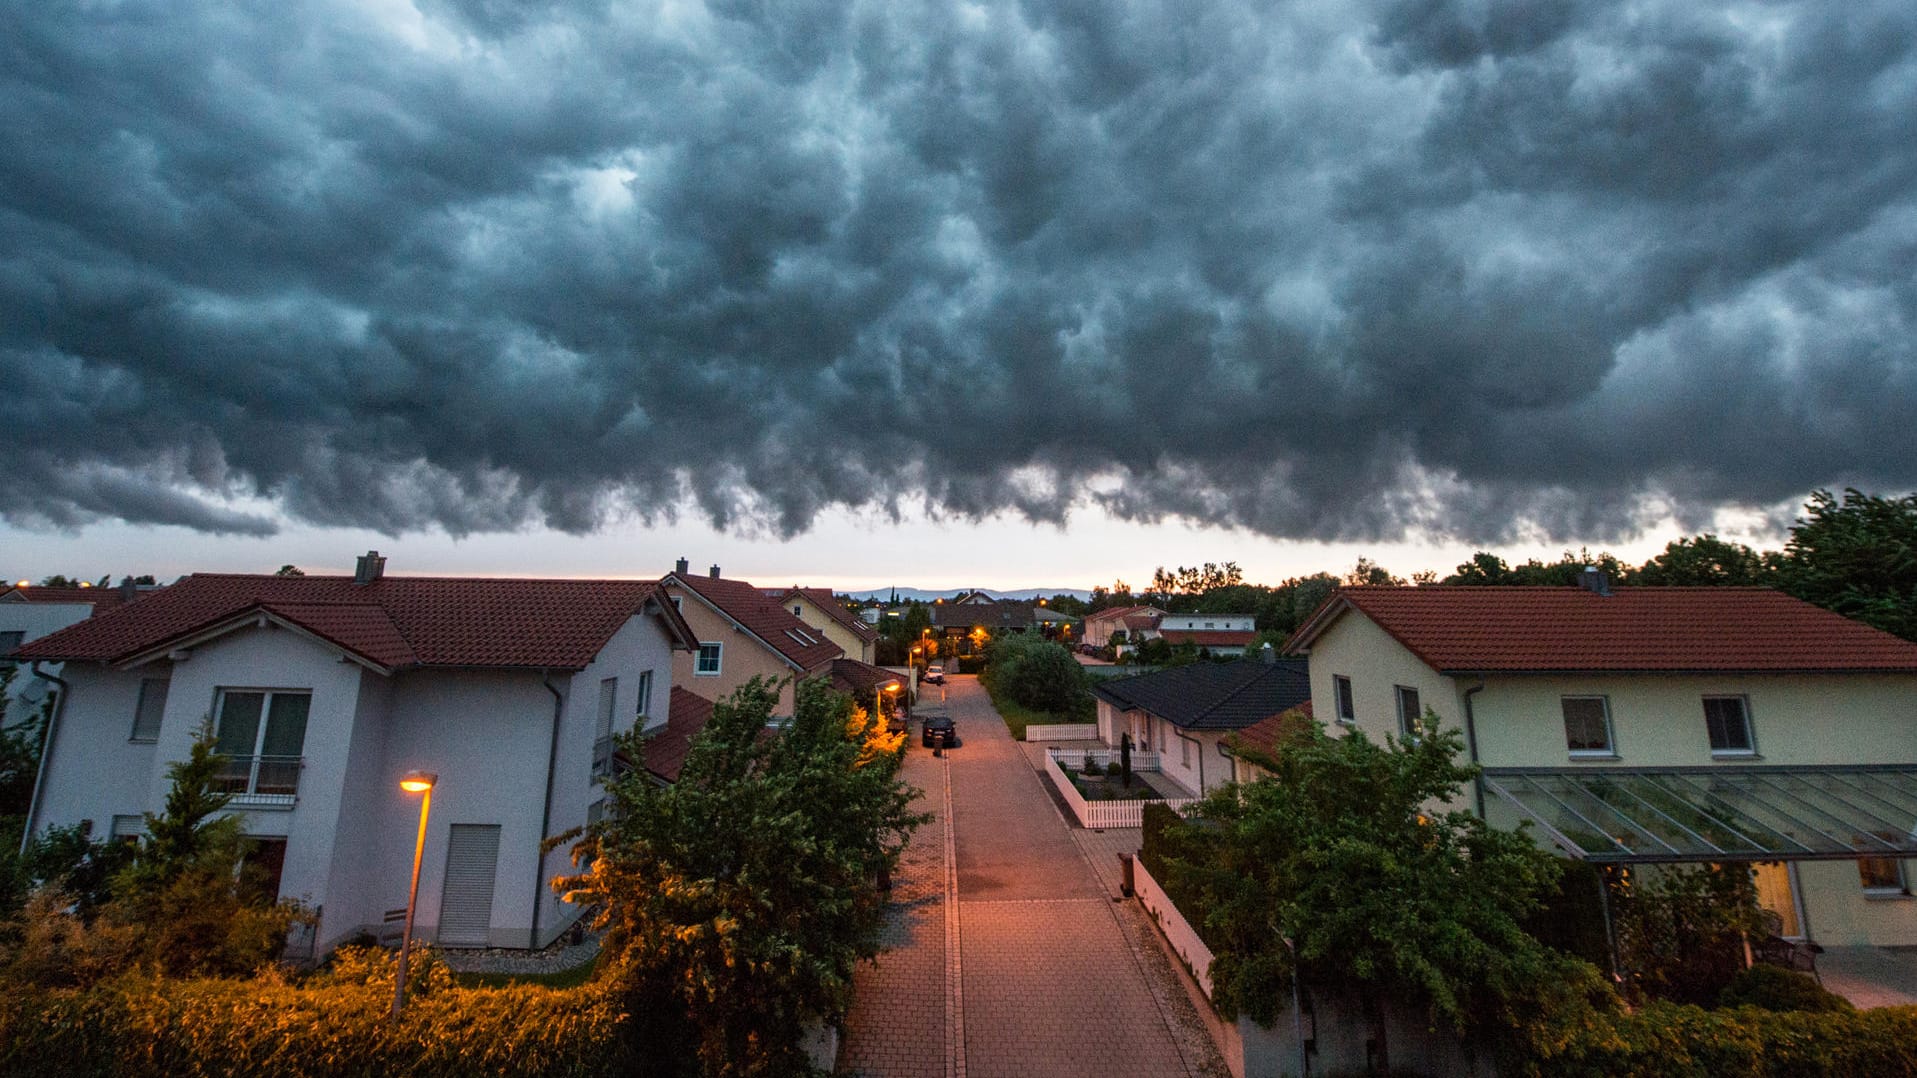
1704 695 1756 755
130 676 170 742
594 678 617 777
793 605 803 617
1561 696 1615 756
1334 675 1356 723
1395 685 1423 741
212 689 310 800
1181 735 1191 767
0 630 23 655
634 669 655 722
696 642 723 676
109 814 146 843
670 596 683 611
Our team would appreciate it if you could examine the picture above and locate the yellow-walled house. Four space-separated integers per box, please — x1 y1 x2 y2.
772 587 879 664
1284 575 1917 949
661 561 844 718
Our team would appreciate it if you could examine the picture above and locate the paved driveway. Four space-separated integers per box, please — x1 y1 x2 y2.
840 677 1219 1078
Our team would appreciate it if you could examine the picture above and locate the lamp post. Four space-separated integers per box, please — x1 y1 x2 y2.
876 680 901 724
392 770 437 1019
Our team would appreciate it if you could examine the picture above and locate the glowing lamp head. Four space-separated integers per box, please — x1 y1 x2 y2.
399 771 438 794
14 580 27 589
883 681 902 694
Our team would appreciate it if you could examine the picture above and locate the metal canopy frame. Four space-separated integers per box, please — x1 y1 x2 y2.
1481 764 1917 864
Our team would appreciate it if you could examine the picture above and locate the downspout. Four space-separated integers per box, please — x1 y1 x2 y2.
533 669 565 949
1462 682 1486 818
19 662 70 856
1173 726 1207 794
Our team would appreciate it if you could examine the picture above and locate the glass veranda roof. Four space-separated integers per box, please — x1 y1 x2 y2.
1481 765 1917 864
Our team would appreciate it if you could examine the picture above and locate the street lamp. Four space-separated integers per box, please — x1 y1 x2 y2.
876 680 901 723
392 770 437 1019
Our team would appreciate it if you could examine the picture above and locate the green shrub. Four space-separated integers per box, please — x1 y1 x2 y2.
0 974 634 1078
956 655 987 675
1507 1000 1917 1077
1718 963 1853 1013
1105 761 1123 778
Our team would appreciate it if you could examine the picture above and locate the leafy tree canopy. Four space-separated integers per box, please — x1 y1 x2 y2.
1777 488 1917 641
554 676 924 1076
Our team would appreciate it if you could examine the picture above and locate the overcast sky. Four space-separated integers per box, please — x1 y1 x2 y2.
3 0 1913 587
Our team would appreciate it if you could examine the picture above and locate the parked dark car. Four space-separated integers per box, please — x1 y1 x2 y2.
921 716 959 748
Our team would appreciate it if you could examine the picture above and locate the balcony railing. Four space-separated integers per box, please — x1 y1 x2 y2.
212 755 302 807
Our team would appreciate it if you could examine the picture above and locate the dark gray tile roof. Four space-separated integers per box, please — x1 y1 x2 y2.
1091 658 1312 731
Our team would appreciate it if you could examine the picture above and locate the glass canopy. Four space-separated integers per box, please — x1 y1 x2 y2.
1480 765 1917 864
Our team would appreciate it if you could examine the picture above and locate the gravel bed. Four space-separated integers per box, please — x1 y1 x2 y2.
438 927 604 976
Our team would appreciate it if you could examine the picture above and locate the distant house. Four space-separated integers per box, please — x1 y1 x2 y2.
14 553 698 955
931 598 1043 653
661 560 845 716
1091 655 1312 796
2 582 154 720
1153 613 1258 656
771 587 879 664
1083 605 1164 648
1284 579 1917 948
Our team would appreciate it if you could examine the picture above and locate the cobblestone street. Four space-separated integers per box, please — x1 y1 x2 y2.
840 677 1224 1078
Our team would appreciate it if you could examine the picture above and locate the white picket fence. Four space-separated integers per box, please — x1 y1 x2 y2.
1049 747 1162 772
1025 723 1100 742
1042 750 1197 829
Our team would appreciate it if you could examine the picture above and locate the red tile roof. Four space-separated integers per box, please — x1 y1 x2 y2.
826 658 904 700
1087 605 1161 625
11 573 695 672
1230 701 1314 760
778 587 879 643
644 687 717 783
1287 586 1917 673
669 573 844 670
1157 630 1258 648
1 585 145 612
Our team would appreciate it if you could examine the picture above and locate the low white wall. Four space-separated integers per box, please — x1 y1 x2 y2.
1133 854 1214 997
1025 723 1099 742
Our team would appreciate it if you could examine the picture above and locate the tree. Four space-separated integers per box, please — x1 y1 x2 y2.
554 677 924 1076
1441 549 1632 586
986 635 1088 715
1633 534 1779 586
1609 863 1766 1006
1165 717 1603 1069
274 564 306 577
1777 488 1917 641
1344 557 1406 586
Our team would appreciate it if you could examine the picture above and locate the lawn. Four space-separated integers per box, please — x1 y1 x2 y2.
981 672 1095 740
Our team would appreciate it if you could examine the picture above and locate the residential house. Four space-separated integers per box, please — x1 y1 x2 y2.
661 560 844 716
931 598 1042 654
1092 655 1312 796
2 581 151 719
1283 578 1917 948
12 553 698 955
1153 613 1259 656
772 587 879 663
1224 701 1313 785
1083 605 1164 647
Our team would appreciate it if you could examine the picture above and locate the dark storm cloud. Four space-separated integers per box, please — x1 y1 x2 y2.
3 0 1914 543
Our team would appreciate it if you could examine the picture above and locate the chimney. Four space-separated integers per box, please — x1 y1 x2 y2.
354 550 386 586
709 564 722 580
1578 566 1612 597
674 556 689 576
1259 642 1277 664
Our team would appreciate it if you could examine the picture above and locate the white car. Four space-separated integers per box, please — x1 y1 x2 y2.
924 665 946 685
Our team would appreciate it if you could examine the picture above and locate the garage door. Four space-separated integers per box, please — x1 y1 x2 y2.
439 824 501 947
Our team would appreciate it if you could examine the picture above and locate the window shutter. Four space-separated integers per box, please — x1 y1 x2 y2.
439 824 502 947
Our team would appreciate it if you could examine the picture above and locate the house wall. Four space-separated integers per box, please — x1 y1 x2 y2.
665 584 799 715
1300 607 1917 948
30 661 165 839
1149 718 1231 796
1159 614 1255 632
787 596 874 663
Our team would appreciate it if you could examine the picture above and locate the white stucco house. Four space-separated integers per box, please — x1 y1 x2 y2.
1152 613 1259 656
1 582 152 721
1283 577 1917 949
14 553 697 956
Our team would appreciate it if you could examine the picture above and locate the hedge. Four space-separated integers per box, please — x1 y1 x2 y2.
1510 1001 1917 1077
0 976 633 1078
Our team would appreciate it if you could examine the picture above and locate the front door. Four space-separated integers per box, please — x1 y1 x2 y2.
1752 861 1802 939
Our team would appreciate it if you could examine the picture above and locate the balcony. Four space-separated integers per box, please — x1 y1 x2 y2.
212 754 303 808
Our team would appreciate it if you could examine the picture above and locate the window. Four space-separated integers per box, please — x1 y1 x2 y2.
0 630 23 657
1181 735 1191 767
594 678 617 777
1704 696 1755 755
696 642 722 676
109 814 146 843
1395 685 1423 741
130 677 170 742
212 689 309 800
1334 676 1355 723
1561 696 1614 755
670 596 683 611
793 605 803 617
634 669 655 722
1859 846 1907 894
